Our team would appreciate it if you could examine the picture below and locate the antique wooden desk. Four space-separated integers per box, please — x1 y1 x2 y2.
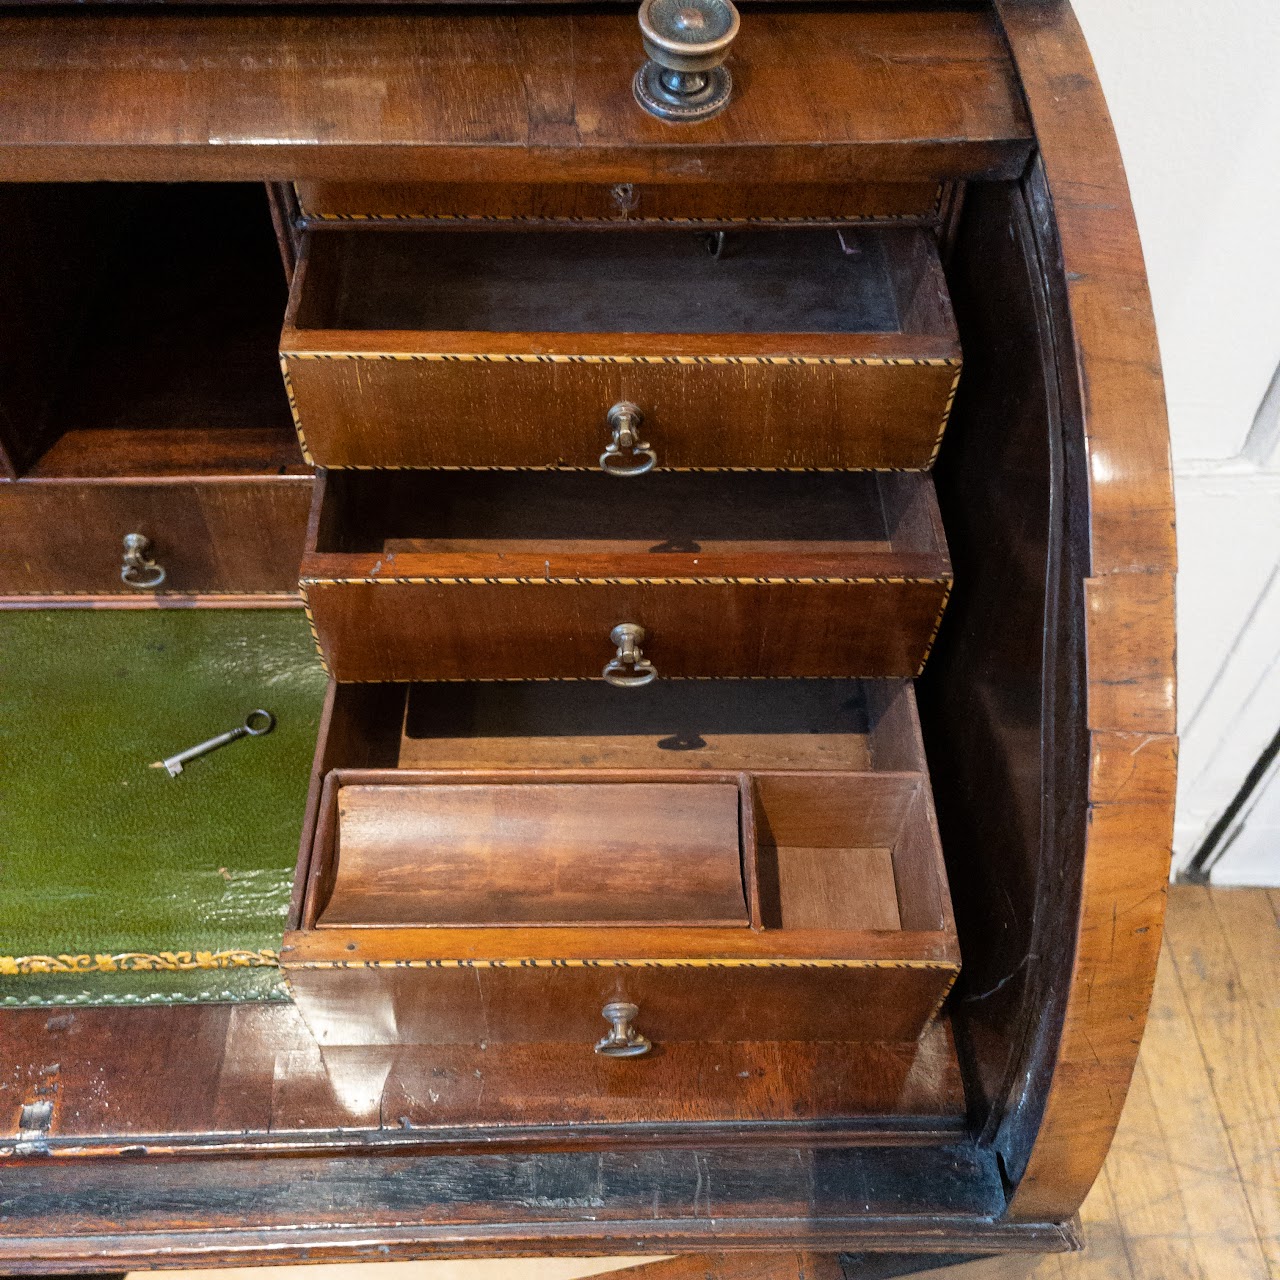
0 0 1175 1273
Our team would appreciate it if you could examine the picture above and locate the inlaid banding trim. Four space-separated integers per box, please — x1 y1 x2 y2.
285 956 959 972
287 464 935 474
929 363 965 467
278 356 315 466
302 575 951 588
283 351 961 369
294 182 948 227
299 590 332 678
300 212 937 228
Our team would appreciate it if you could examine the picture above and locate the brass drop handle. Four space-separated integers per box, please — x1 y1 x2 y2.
599 402 657 477
602 623 657 688
594 1001 652 1058
120 533 166 590
634 0 740 123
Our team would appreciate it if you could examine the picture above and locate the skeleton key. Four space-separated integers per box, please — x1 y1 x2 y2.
151 710 275 777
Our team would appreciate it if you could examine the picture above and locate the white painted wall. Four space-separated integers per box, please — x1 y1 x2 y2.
1072 0 1280 883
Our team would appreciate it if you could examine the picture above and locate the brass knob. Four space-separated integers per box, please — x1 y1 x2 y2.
599 402 657 477
634 0 740 123
594 1002 652 1058
602 623 657 688
120 533 166 590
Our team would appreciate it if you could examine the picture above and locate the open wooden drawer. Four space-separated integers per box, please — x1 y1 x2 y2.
300 469 952 681
279 225 960 471
282 678 960 1051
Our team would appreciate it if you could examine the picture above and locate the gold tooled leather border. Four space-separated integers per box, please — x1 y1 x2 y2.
0 949 279 975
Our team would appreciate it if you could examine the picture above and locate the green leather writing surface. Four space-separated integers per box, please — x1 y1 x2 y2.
0 608 327 1005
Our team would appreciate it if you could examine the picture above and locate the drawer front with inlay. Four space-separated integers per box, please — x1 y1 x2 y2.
293 181 947 227
299 470 952 683
0 478 313 597
284 744 959 1050
280 226 960 471
302 577 950 684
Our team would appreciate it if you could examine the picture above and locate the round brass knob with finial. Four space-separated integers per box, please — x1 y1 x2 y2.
634 0 740 123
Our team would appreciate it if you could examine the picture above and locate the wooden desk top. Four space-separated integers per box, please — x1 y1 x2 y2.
0 8 1031 183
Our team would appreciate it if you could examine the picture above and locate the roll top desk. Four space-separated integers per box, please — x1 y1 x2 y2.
0 2 1176 1273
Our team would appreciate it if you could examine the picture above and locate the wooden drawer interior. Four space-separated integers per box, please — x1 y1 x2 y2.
306 469 948 566
0 182 304 481
304 764 947 945
300 469 952 680
288 224 952 343
294 678 954 940
286 677 958 1048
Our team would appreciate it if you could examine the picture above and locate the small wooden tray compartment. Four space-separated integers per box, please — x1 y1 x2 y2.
283 679 960 1049
300 469 952 682
280 225 960 471
316 777 750 929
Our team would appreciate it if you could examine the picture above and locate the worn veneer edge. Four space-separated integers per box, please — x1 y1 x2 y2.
992 0 1178 1223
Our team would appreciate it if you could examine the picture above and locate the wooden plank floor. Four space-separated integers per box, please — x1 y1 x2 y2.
133 886 1279 1280
831 886 1280 1280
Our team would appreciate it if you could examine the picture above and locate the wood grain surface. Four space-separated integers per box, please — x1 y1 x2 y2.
301 470 951 682
321 780 748 928
0 477 313 597
282 225 960 471
0 11 1031 184
993 0 1178 1222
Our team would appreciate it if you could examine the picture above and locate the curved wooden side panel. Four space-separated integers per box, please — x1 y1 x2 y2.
996 0 1177 1220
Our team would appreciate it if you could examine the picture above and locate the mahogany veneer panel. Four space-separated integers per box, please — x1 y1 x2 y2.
0 11 1032 184
0 1004 967 1154
0 477 312 597
282 226 960 472
322 780 747 928
301 471 952 682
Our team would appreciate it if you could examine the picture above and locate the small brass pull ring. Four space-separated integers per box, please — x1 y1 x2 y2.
121 533 166 590
594 1002 652 1058
603 623 658 688
600 402 657 477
